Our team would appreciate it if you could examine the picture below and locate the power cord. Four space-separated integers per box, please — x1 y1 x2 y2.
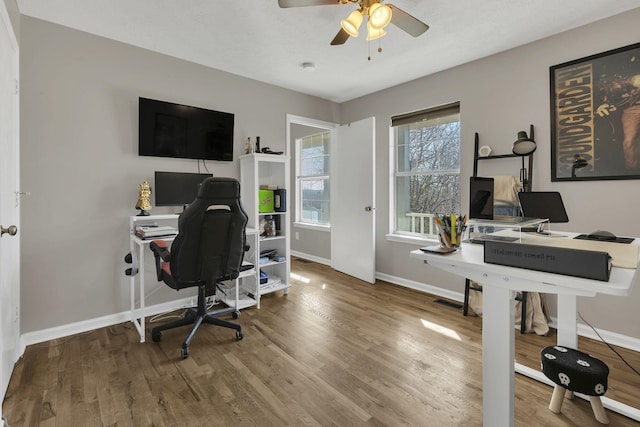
197 159 210 174
578 311 640 376
149 309 187 323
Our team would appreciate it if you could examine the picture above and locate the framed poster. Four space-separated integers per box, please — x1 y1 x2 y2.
550 42 640 181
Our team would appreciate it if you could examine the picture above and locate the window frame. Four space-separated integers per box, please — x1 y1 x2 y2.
388 103 461 243
295 130 331 229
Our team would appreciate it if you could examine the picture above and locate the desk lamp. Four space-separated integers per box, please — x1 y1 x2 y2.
512 131 537 191
571 154 588 178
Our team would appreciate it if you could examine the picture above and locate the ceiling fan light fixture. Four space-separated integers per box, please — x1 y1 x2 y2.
341 10 363 37
366 20 387 40
368 3 392 30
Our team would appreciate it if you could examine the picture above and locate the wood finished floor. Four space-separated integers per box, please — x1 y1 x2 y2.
3 257 640 426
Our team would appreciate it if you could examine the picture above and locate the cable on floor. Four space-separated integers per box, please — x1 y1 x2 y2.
578 311 640 376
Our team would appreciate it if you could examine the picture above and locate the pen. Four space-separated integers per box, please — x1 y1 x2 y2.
435 215 452 247
451 214 457 245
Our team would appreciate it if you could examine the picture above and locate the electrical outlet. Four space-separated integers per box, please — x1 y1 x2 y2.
295 231 299 240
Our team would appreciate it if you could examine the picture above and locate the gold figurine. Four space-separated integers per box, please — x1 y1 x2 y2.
135 181 152 216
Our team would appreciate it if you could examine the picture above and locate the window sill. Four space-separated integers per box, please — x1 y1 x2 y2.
294 222 331 232
385 233 438 246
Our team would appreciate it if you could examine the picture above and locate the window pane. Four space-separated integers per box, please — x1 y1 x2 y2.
396 174 460 234
301 132 330 176
301 156 329 176
301 178 330 224
397 120 460 173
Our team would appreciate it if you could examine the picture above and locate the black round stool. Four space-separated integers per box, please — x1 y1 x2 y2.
540 345 610 424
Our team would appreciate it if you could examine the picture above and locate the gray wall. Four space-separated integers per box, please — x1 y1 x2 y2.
19 9 640 341
340 8 640 339
19 16 339 333
3 0 18 42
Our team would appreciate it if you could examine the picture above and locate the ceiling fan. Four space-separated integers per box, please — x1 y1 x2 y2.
278 0 429 46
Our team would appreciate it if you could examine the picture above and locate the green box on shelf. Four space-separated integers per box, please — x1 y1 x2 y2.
258 190 274 212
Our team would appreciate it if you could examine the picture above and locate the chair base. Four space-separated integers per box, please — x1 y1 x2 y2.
548 385 609 424
151 285 242 359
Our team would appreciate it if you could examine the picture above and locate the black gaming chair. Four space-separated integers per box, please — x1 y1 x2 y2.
149 177 248 359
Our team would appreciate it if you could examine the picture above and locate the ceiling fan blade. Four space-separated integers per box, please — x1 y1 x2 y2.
278 0 341 7
330 28 350 45
388 4 429 37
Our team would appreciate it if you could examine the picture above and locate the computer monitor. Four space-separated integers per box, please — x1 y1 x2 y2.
154 171 213 207
517 191 569 223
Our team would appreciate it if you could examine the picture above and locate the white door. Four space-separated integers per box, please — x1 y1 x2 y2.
331 117 375 283
0 2 20 408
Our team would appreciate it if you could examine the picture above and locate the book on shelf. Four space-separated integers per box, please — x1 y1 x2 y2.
261 276 281 288
135 225 178 239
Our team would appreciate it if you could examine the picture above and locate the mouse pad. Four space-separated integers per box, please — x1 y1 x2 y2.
574 234 634 244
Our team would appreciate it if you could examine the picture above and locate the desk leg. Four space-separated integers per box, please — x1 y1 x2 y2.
129 239 136 333
556 294 578 349
139 249 146 343
482 285 515 427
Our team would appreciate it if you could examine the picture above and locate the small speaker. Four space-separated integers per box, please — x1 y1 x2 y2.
274 189 286 212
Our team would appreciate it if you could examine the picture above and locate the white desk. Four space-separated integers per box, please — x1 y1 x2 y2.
129 214 179 343
128 214 258 342
410 233 640 426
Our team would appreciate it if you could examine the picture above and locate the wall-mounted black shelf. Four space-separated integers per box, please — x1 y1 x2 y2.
472 124 534 192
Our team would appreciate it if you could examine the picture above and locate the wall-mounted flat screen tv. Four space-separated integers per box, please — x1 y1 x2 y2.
139 97 234 161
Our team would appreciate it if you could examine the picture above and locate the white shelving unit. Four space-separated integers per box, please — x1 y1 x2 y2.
240 153 290 308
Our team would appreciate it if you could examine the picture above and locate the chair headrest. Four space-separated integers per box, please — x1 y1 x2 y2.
197 177 240 200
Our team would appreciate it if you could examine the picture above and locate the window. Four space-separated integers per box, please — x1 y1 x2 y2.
296 131 330 226
392 103 461 237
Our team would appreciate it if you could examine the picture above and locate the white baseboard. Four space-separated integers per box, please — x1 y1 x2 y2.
376 271 640 353
290 250 331 266
19 296 194 352
375 272 465 304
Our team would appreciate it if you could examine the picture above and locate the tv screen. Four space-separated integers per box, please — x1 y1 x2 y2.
154 171 213 207
139 97 234 161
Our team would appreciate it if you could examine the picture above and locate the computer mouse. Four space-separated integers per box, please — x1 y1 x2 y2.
587 230 617 241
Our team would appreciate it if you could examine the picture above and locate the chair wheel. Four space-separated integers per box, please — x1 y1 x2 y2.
232 310 240 319
236 330 243 341
181 346 190 359
151 331 161 342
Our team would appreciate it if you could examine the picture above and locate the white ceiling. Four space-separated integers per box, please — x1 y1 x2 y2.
16 0 640 103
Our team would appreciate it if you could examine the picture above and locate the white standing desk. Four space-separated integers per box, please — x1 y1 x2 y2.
410 233 640 426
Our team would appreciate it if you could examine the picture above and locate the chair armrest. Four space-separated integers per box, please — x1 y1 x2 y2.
150 240 171 281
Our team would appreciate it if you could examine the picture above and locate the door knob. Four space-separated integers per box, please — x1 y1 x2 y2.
364 206 372 212
1 225 17 237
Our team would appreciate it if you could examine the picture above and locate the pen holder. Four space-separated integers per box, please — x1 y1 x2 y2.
439 231 463 250
436 213 467 251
